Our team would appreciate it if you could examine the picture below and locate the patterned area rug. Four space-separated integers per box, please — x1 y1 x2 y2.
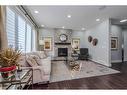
50 61 120 83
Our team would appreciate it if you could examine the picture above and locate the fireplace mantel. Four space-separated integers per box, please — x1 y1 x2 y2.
55 43 71 45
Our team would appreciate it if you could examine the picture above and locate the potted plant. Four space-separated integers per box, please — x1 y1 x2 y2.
0 48 21 79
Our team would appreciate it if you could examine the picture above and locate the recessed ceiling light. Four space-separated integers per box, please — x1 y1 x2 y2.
62 26 65 29
67 14 71 18
96 19 100 21
82 28 85 30
120 19 127 23
41 25 45 27
34 10 39 14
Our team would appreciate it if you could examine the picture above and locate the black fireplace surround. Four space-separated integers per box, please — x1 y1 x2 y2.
58 48 68 57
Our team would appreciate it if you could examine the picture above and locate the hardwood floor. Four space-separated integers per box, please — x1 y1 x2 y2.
31 62 127 89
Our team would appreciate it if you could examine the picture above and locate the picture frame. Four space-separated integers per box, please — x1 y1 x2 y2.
111 37 118 50
44 37 52 50
72 38 80 51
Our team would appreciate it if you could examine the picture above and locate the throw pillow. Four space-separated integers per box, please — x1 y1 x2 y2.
26 56 38 67
33 51 47 59
30 55 42 66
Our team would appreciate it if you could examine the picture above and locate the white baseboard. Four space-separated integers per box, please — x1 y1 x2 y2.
90 59 111 67
111 60 122 63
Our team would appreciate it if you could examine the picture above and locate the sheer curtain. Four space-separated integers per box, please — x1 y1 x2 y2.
0 6 8 50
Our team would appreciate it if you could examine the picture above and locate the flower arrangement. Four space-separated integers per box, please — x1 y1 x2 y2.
0 48 21 67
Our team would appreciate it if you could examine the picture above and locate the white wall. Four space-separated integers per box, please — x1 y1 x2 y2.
110 25 122 63
110 26 127 62
123 29 127 61
71 30 86 48
39 28 55 56
83 20 111 66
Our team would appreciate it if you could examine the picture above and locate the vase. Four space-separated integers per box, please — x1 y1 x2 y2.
0 66 16 79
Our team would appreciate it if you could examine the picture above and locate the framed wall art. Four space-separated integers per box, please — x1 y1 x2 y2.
111 37 118 50
72 38 80 51
88 36 93 43
92 38 98 46
44 37 52 50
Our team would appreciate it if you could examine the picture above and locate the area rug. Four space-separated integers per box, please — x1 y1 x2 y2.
50 61 120 83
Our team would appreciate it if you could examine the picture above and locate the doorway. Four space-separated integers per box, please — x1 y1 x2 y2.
110 19 127 72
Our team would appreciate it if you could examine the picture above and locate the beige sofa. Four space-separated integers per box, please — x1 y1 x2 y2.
19 51 51 84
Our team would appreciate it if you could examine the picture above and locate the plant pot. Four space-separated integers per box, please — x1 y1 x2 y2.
0 66 16 79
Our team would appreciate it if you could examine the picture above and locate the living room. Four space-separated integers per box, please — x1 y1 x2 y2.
1 4 127 90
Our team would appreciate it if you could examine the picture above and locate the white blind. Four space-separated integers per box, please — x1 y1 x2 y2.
32 29 36 51
17 16 26 52
6 7 36 52
6 7 16 48
26 24 32 52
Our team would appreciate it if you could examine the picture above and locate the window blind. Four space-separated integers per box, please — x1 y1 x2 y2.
17 16 26 52
32 29 36 51
26 24 32 52
6 7 36 52
6 7 16 48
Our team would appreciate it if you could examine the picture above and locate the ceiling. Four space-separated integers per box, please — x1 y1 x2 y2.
26 6 127 30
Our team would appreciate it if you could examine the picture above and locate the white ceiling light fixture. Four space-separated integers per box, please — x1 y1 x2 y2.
120 19 127 23
62 26 65 29
41 25 45 27
67 14 71 18
82 28 85 30
96 19 100 21
34 10 39 14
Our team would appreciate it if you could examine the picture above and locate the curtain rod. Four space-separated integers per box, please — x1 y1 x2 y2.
18 5 39 28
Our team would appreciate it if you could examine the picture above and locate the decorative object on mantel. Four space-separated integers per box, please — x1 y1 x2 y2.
71 44 78 54
55 42 71 45
44 37 52 50
111 37 118 50
88 36 93 43
59 34 68 42
72 38 80 50
92 38 98 46
0 48 21 79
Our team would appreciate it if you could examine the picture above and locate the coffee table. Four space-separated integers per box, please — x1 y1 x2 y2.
0 69 33 89
65 57 81 71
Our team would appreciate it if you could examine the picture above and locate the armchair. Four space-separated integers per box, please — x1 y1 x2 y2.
78 48 89 60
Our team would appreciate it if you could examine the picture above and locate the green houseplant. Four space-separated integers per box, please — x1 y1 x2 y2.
0 48 21 79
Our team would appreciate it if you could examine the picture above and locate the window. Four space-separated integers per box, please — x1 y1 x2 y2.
17 16 26 52
26 24 32 52
6 7 36 52
6 7 16 48
32 29 36 51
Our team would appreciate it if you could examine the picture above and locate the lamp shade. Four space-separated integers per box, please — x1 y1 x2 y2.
39 40 44 45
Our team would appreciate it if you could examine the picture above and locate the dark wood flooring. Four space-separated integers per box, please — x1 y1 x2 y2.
30 62 127 89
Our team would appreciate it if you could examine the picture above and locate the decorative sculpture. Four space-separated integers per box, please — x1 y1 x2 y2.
92 38 98 46
88 36 92 43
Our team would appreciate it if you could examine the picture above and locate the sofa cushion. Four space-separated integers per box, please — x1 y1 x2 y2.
30 55 42 66
33 51 47 59
26 56 38 67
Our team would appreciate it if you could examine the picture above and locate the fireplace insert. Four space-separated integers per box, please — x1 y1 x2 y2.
58 48 68 57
